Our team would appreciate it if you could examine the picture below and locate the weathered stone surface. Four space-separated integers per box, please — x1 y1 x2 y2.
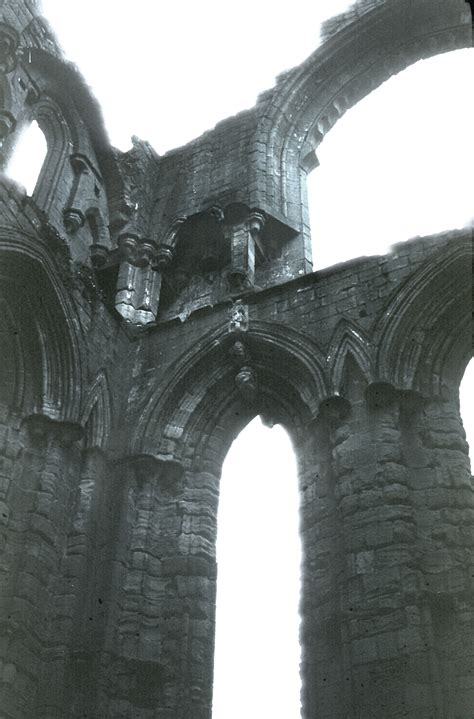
0 0 472 716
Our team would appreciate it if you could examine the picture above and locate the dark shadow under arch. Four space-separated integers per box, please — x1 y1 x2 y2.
132 320 329 463
0 222 85 420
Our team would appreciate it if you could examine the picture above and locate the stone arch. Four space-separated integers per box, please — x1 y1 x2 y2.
15 95 72 213
326 318 373 394
373 231 471 396
6 47 121 237
80 370 112 449
0 222 85 421
126 322 329 717
132 320 328 462
254 0 472 255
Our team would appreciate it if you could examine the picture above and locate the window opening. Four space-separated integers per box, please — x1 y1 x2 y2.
5 120 48 196
308 50 474 271
212 416 301 719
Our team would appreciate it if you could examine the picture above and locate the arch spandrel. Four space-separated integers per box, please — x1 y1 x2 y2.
252 0 472 241
326 318 373 395
131 320 329 463
373 230 472 396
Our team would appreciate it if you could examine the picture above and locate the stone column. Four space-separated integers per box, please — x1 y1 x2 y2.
0 414 83 719
94 454 217 718
401 389 474 718
60 448 111 719
308 383 421 719
173 468 219 719
298 398 348 719
335 382 421 718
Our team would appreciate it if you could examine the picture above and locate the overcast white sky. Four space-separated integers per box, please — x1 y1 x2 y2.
7 3 474 716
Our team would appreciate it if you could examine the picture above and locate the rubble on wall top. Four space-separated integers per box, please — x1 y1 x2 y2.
320 0 388 42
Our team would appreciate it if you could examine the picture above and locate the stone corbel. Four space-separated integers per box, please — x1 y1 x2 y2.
114 236 174 326
228 338 258 404
0 23 19 74
228 299 249 334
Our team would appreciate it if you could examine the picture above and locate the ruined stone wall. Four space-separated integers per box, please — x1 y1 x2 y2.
0 0 472 717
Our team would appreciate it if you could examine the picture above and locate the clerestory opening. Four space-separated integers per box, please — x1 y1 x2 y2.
212 416 302 719
307 50 473 271
5 120 48 196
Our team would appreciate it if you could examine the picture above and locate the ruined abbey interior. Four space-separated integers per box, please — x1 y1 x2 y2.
0 0 473 716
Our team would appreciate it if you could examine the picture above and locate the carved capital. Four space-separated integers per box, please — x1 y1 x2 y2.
153 243 174 270
63 207 85 234
0 24 19 74
133 240 156 268
117 234 140 263
247 210 266 238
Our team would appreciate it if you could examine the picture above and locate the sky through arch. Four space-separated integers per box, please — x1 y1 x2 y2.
213 417 301 719
5 120 47 195
308 49 474 270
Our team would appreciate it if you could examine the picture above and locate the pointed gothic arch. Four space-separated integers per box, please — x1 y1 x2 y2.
80 370 112 450
251 0 472 262
0 218 85 421
326 319 372 395
132 320 329 462
373 232 471 396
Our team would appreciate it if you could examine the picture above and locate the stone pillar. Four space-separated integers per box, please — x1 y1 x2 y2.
332 382 420 718
95 455 218 718
401 389 474 718
298 398 348 719
173 468 219 719
307 380 474 719
60 448 111 719
0 414 82 719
